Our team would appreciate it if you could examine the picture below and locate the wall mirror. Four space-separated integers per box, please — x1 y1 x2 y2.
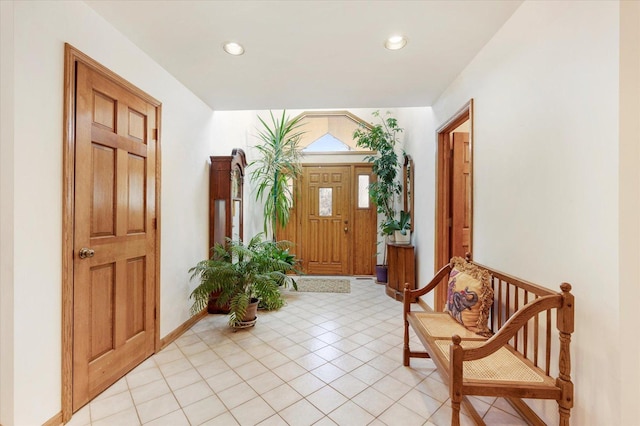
403 154 414 231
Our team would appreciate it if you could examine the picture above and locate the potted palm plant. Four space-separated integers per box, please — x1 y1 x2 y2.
250 110 305 240
353 111 403 282
189 233 300 327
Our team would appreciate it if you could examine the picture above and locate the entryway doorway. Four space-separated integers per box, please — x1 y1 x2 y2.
278 163 377 276
434 99 474 310
62 44 161 420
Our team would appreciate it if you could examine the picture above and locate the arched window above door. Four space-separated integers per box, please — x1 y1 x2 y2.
292 110 373 153
302 133 351 152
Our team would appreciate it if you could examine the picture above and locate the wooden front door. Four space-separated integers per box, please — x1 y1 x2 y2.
304 166 350 274
278 164 376 276
72 61 158 410
451 132 471 257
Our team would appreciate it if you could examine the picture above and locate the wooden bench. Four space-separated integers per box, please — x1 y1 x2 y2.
403 256 574 425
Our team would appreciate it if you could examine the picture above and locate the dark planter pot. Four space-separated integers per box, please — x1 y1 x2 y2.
375 265 388 284
207 291 230 314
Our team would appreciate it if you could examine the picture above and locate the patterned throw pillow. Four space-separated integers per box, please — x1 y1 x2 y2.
445 257 494 337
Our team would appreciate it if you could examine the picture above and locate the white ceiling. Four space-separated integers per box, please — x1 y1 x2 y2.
85 1 522 111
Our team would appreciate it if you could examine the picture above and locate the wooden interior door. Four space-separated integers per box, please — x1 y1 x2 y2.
435 100 473 311
451 132 471 257
303 166 350 274
72 61 158 410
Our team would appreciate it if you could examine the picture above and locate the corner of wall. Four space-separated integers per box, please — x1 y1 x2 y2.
393 107 437 289
0 1 15 424
618 1 640 423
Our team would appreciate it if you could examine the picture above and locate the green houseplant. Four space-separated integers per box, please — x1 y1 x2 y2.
384 210 411 244
189 233 300 327
250 110 305 239
353 111 403 280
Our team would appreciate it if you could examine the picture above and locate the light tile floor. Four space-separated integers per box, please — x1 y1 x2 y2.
68 277 528 426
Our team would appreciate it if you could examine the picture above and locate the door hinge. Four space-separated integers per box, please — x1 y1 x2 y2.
152 128 158 140
154 307 157 320
448 217 452 227
152 218 157 229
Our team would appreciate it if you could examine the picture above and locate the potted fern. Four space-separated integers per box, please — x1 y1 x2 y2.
189 234 300 327
353 111 403 282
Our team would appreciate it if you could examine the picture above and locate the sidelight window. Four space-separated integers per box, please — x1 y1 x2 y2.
357 175 370 208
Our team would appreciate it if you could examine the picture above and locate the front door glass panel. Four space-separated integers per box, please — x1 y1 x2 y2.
319 188 332 216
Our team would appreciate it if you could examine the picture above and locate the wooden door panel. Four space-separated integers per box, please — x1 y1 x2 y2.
127 154 146 234
93 91 116 130
127 109 146 142
328 220 343 262
91 144 116 237
452 132 471 257
126 257 146 339
89 264 115 360
86 331 147 394
73 62 156 410
307 220 319 260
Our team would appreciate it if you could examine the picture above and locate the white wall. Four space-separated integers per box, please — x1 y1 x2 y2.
1 1 214 424
618 1 640 423
0 2 16 425
428 1 624 424
395 107 436 300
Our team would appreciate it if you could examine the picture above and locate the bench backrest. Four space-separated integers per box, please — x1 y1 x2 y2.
473 261 569 376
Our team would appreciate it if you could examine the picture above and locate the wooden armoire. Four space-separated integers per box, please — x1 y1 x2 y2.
209 148 247 250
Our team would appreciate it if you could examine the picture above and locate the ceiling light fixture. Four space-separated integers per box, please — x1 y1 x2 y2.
384 35 407 51
223 41 244 56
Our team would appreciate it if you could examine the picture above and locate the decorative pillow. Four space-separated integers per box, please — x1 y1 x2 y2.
445 257 494 337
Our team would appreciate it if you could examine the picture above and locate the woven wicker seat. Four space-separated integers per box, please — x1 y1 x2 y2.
412 312 482 339
433 340 553 385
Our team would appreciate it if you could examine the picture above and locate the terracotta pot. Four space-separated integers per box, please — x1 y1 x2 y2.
242 298 259 322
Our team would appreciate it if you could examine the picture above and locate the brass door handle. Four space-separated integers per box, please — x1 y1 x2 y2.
344 227 348 232
79 248 95 259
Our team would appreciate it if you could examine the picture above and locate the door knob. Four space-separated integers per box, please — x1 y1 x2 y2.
79 248 95 259
344 227 348 232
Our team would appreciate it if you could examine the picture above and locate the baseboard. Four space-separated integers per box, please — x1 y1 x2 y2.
417 297 433 312
43 411 63 426
505 397 545 426
159 310 207 351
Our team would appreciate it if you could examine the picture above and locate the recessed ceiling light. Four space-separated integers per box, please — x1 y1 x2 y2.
384 35 407 51
223 42 244 56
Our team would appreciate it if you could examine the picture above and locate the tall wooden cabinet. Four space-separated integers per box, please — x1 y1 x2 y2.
386 243 415 301
209 149 247 250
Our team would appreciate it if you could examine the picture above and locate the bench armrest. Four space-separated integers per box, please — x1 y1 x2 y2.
403 264 451 313
458 294 563 361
